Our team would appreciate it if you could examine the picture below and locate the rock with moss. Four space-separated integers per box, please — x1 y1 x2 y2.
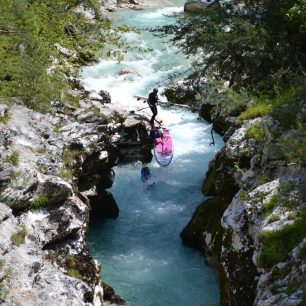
220 178 306 306
255 240 306 306
0 198 103 306
182 97 306 306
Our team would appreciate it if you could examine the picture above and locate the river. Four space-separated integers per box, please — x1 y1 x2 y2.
82 1 223 305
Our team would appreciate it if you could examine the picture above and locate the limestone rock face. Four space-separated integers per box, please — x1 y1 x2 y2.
0 82 154 305
184 0 214 13
221 178 306 306
114 115 153 164
0 200 102 306
181 112 306 306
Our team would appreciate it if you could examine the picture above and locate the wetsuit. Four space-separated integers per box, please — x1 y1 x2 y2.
147 91 158 126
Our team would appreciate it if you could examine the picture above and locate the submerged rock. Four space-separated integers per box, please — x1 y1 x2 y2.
117 67 136 76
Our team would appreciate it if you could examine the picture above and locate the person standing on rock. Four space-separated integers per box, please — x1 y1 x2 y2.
146 88 159 126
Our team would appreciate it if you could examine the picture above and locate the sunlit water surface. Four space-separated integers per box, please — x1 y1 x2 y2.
83 2 223 305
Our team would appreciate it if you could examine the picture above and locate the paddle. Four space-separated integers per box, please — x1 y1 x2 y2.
136 106 150 112
133 95 191 109
157 100 191 109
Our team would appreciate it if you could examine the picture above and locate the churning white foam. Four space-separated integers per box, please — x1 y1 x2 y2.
143 6 184 18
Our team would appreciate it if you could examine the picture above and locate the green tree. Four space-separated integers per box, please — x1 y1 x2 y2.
160 0 306 93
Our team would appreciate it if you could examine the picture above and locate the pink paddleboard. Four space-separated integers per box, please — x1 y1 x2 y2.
153 129 174 167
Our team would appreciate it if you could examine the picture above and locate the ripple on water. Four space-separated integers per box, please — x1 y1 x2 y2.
86 1 222 305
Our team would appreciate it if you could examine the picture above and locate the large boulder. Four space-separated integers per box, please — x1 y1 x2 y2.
221 178 306 306
114 115 153 164
184 0 214 13
163 79 199 109
98 90 111 104
88 190 119 220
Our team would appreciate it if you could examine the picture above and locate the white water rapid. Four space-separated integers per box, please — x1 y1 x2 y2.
83 1 224 305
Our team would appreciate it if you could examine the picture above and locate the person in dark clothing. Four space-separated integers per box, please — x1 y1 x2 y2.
147 88 159 126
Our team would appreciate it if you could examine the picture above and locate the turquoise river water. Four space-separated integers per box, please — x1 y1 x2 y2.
82 1 224 305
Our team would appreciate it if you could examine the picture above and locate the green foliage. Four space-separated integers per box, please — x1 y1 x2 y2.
5 150 19 165
262 182 303 217
239 101 271 121
35 147 47 154
0 113 11 125
160 0 306 93
52 126 61 134
31 193 49 209
65 255 82 280
62 92 80 109
10 225 27 246
268 214 280 223
58 169 74 181
206 82 249 118
0 266 10 299
262 195 280 216
300 243 306 261
257 175 270 185
258 212 306 268
239 190 250 202
233 162 244 175
245 122 266 141
270 84 306 130
272 264 292 280
66 268 82 279
280 126 306 165
62 149 81 168
0 0 118 112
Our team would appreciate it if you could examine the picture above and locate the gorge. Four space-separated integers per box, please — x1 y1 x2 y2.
0 0 305 306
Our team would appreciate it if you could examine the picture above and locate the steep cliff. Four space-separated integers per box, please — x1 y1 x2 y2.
168 80 306 306
0 83 154 305
0 2 154 304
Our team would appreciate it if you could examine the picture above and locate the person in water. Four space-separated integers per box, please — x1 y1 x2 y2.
141 166 152 182
141 166 155 186
147 88 159 126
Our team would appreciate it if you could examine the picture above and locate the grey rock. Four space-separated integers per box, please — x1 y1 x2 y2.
98 90 111 104
36 174 73 205
0 202 12 222
0 104 9 117
184 0 214 13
